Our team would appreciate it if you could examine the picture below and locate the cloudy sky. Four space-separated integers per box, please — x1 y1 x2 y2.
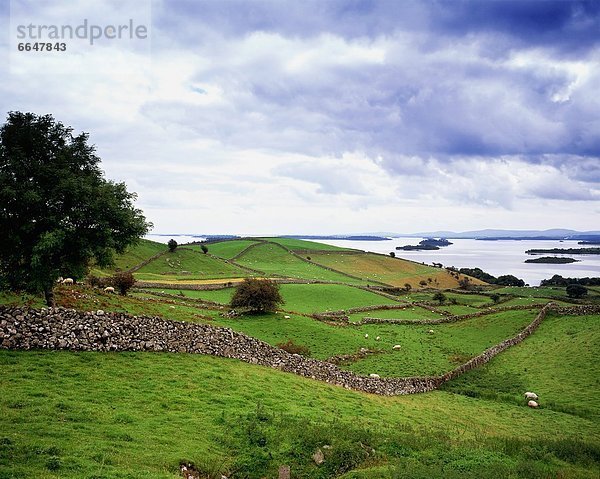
1 0 599 235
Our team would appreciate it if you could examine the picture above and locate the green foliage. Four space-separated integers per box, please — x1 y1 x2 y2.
495 275 525 287
432 292 446 305
230 278 284 313
167 239 177 252
0 112 151 304
112 271 135 296
566 284 588 298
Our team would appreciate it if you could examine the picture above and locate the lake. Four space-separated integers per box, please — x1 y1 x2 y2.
146 234 600 286
311 238 600 286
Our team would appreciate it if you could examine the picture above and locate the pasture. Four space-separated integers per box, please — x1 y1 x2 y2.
1 237 599 478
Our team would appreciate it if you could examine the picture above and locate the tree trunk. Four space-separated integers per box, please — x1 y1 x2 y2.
44 288 55 307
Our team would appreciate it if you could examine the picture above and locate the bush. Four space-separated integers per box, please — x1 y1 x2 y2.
276 339 310 356
112 271 136 295
87 275 112 288
168 239 178 252
201 244 209 254
566 284 587 298
230 278 284 313
432 292 446 305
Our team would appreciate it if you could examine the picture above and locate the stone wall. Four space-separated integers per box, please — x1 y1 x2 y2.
0 304 551 396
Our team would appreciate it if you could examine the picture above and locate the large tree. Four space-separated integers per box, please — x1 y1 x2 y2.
0 112 151 306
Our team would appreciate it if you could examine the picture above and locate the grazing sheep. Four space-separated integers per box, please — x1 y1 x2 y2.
392 345 402 350
427 329 434 334
284 315 291 319
365 333 369 338
369 373 380 379
62 278 74 284
56 276 64 283
104 286 115 294
375 336 381 341
524 392 538 400
527 400 539 408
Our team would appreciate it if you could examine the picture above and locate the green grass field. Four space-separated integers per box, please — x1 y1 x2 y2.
266 237 356 252
308 252 476 289
192 239 260 259
1 237 599 478
234 242 366 283
90 239 167 276
442 312 600 419
1 348 598 479
134 248 250 281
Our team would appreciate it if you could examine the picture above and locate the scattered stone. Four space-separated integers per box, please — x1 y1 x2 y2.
312 448 325 465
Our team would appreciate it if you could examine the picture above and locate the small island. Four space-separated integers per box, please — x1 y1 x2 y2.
525 247 600 255
396 238 452 251
524 256 579 264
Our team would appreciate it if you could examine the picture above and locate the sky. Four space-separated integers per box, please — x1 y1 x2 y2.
1 0 599 235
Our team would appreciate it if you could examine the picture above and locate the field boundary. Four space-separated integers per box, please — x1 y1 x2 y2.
0 304 552 396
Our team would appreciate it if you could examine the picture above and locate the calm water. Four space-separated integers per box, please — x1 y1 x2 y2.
147 234 600 286
312 238 600 286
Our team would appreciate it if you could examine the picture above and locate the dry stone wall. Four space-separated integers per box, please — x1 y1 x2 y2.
0 304 551 396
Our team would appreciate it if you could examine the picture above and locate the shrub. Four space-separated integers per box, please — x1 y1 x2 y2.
432 292 446 305
87 275 112 288
201 244 209 254
566 284 587 298
112 271 136 295
168 239 178 252
230 278 284 313
276 339 310 356
389 252 395 258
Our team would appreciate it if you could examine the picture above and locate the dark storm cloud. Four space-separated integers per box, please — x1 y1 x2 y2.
159 0 600 53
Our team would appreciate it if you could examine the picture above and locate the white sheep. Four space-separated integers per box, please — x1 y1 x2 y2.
375 336 381 341
62 278 74 284
427 329 434 334
104 286 115 293
392 344 402 350
524 392 538 400
364 333 369 339
284 315 291 319
369 373 380 379
527 400 539 408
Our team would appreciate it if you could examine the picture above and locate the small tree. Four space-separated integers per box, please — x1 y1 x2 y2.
566 284 587 299
404 283 412 292
230 278 283 313
490 293 501 303
458 277 471 290
432 291 446 305
389 252 395 258
112 271 136 295
200 244 209 254
168 239 178 252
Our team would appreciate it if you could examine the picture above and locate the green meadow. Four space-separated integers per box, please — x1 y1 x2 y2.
1 237 599 478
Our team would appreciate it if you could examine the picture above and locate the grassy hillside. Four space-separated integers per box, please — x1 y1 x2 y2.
134 248 251 281
309 251 481 289
267 237 356 251
233 242 366 284
192 239 259 259
90 239 167 276
1 236 599 478
158 283 399 314
1 349 598 479
443 312 600 419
